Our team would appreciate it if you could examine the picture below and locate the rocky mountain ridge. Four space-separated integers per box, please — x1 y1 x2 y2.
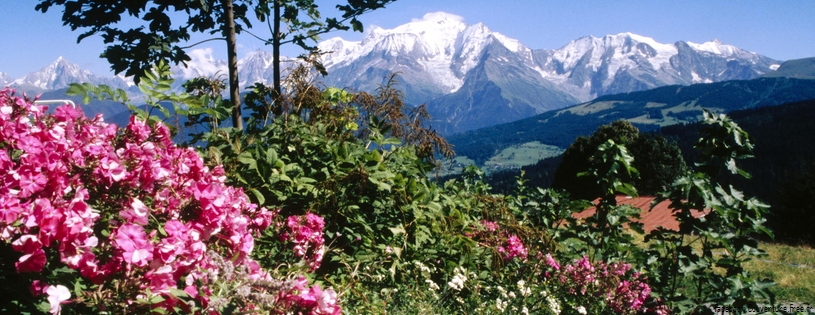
2 12 783 134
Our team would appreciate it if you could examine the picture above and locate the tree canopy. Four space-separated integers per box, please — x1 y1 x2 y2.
552 120 688 199
35 0 396 130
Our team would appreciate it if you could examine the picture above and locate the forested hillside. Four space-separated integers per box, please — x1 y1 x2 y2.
448 77 815 166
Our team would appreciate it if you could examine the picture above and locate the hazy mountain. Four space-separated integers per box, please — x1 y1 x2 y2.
761 57 815 79
448 77 815 165
10 57 131 92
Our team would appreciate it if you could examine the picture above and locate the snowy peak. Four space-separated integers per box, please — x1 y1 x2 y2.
174 48 228 80
533 32 780 98
318 11 531 95
551 33 677 72
10 57 129 91
13 56 95 90
0 72 10 87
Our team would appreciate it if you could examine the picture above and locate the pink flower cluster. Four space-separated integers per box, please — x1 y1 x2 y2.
0 89 282 312
280 212 326 271
555 256 659 314
274 276 341 315
468 221 528 261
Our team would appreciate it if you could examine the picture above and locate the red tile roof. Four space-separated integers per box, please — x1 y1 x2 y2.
572 196 709 232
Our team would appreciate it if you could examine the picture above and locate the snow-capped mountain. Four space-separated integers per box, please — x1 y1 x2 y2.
532 33 780 100
0 72 11 88
4 12 784 135
10 57 130 91
0 72 10 87
315 12 780 133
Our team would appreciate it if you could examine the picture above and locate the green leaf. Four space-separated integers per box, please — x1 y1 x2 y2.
249 189 266 205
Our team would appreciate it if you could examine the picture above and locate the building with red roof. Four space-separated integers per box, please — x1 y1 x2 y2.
573 195 709 232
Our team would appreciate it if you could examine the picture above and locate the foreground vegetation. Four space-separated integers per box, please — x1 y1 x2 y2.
1 60 808 314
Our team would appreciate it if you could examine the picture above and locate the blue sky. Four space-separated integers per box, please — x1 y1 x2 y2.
1 0 813 79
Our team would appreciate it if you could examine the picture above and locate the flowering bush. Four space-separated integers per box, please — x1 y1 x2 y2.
280 212 326 272
0 88 339 314
469 220 528 261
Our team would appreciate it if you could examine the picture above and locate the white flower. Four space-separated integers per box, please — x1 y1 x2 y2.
522 306 530 315
447 273 466 291
517 280 531 296
46 285 71 315
576 306 587 315
547 296 561 315
508 291 516 299
447 267 468 291
414 261 431 273
496 297 507 312
425 279 440 291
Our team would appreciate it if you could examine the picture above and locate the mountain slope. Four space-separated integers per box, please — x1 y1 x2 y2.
448 77 815 165
761 57 815 79
426 39 580 134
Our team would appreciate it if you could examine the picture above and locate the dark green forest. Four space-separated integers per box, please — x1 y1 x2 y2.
480 98 815 245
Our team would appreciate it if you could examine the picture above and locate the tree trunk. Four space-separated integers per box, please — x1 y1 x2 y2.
223 0 243 130
272 0 282 116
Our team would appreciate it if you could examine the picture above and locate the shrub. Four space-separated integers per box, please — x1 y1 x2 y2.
0 88 338 314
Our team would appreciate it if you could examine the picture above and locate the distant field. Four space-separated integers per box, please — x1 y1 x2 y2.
439 141 564 177
483 141 563 170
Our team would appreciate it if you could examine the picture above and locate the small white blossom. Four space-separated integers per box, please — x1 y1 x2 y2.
447 267 468 291
522 306 530 315
508 291 516 299
517 280 531 297
496 298 507 312
425 279 440 291
547 296 561 315
576 306 587 315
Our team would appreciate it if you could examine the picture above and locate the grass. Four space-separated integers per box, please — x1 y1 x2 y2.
746 242 815 303
626 231 815 304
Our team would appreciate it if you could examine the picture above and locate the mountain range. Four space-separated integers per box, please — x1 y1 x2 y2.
316 12 781 133
1 12 785 134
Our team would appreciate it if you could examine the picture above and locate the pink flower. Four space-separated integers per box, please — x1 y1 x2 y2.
480 220 499 232
45 284 71 315
281 213 326 271
504 235 527 261
97 156 127 183
30 280 46 296
545 253 560 271
315 287 341 315
120 198 150 225
12 234 42 253
18 169 47 198
16 248 46 272
114 224 154 267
